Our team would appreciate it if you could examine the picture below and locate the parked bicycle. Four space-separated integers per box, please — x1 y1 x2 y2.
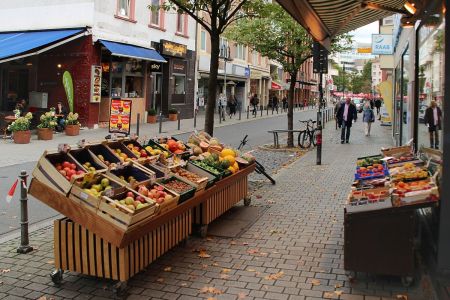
298 119 317 149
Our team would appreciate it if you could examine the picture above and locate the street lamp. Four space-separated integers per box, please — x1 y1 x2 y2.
219 44 232 99
342 62 348 99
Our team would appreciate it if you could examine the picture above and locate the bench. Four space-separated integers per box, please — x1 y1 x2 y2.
267 130 304 148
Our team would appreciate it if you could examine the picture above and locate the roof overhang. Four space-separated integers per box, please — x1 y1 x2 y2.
276 0 408 50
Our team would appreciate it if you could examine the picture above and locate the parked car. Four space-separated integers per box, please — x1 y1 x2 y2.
418 104 427 123
353 98 363 113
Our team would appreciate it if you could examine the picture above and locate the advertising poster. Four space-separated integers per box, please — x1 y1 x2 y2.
109 99 132 135
378 80 393 126
90 65 102 103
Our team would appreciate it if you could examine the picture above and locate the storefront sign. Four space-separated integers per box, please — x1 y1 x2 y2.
161 40 187 58
90 65 102 103
109 98 132 135
250 70 262 80
372 34 393 55
149 62 162 72
357 47 372 53
173 61 186 73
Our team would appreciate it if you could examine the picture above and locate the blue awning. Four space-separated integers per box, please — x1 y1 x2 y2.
0 28 86 62
99 40 166 63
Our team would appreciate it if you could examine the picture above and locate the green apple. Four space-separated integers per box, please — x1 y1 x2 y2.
98 155 104 161
101 178 110 187
119 200 126 205
136 203 145 210
85 162 91 167
92 184 103 192
125 196 134 205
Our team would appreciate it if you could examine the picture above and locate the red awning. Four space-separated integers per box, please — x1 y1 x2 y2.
271 82 282 90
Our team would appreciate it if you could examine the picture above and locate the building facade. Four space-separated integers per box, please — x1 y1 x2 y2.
0 0 197 128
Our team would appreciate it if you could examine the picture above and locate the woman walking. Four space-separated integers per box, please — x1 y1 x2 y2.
362 102 375 136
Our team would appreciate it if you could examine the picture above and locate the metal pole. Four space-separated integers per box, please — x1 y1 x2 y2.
194 110 197 128
136 113 140 137
247 106 249 119
219 106 222 124
177 112 180 130
260 105 263 117
17 171 33 254
158 111 162 134
267 105 269 115
316 72 323 166
239 104 241 120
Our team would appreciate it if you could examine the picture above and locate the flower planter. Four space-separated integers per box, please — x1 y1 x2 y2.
37 128 53 140
168 113 178 121
13 130 31 144
65 124 80 136
147 115 157 124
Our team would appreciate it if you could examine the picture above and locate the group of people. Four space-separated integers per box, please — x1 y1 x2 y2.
14 99 68 132
217 93 239 120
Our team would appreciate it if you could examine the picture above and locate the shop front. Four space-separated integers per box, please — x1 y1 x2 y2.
249 69 270 108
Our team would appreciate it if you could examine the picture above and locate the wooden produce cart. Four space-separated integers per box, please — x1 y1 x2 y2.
193 165 254 237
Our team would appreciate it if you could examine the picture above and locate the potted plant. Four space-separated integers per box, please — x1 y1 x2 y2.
147 108 157 124
168 108 178 121
8 112 33 144
65 112 80 136
37 109 57 140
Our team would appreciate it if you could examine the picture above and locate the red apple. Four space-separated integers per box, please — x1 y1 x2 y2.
59 170 66 176
76 170 85 175
70 163 77 170
126 191 135 199
65 176 71 181
62 161 71 169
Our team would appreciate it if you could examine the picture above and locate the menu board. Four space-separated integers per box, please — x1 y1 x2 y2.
90 65 102 103
109 99 132 135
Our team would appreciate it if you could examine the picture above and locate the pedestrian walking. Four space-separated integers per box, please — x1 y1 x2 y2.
374 98 382 116
282 96 287 111
272 95 279 112
250 94 259 117
424 100 442 149
334 100 342 130
336 97 357 144
227 94 237 118
218 93 227 121
362 102 375 136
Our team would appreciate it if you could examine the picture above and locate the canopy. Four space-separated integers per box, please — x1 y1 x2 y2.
0 28 86 63
271 81 283 90
276 0 407 48
99 40 166 63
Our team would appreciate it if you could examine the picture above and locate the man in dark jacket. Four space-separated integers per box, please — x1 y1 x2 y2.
424 100 442 149
336 97 358 144
374 98 382 115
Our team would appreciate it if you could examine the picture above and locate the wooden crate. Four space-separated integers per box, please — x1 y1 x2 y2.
32 150 85 195
87 144 121 168
68 148 107 173
194 167 250 225
105 141 139 161
54 211 192 282
170 166 209 191
133 182 180 215
107 163 155 188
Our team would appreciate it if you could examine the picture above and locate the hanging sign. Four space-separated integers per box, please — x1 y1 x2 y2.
372 34 393 55
109 98 132 135
90 65 102 103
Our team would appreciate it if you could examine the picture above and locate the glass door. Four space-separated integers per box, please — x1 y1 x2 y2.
153 73 162 112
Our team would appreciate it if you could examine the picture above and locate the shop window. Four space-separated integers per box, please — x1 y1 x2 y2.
125 76 143 98
201 31 207 51
116 0 135 21
417 14 445 150
401 47 410 145
173 75 185 95
176 13 188 36
111 77 123 98
150 0 160 26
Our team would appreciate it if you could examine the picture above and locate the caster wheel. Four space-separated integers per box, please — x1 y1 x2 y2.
401 276 414 287
113 281 128 295
50 269 63 285
199 225 208 238
244 196 252 206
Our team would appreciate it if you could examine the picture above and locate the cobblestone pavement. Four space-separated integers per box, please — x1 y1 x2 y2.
0 119 435 300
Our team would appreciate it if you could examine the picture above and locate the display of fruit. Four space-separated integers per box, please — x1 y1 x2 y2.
390 163 428 181
392 180 434 195
386 154 416 165
190 160 222 176
96 154 117 168
117 175 137 185
112 148 136 162
163 178 194 194
81 161 98 172
136 184 174 204
55 161 85 181
157 138 187 155
81 176 114 198
172 166 205 183
108 191 152 212
145 145 170 158
356 156 383 167
349 188 390 203
125 143 149 158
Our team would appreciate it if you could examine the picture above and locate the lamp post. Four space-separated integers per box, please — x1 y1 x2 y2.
342 62 347 99
219 44 232 99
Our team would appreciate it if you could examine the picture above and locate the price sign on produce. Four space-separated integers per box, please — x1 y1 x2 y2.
109 98 132 135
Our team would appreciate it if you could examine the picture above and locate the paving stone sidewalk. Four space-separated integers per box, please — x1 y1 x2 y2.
0 119 435 300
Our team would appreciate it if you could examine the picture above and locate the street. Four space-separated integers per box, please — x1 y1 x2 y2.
0 110 318 238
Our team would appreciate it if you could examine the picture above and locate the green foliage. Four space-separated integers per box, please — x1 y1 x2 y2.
168 108 178 114
65 112 80 125
332 60 372 94
37 109 57 129
147 108 157 116
8 112 33 132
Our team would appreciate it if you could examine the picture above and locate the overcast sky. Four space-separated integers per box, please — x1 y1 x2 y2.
349 21 379 45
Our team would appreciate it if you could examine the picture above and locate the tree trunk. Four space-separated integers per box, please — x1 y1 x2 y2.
204 35 221 135
287 71 297 147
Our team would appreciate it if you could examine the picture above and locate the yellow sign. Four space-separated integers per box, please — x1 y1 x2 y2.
357 48 372 53
379 80 393 125
161 40 187 58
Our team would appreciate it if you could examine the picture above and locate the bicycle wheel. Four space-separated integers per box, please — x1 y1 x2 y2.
311 130 318 146
299 131 311 149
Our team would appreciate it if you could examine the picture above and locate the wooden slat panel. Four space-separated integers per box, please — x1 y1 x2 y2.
143 234 148 267
111 246 118 280
118 247 127 281
74 223 82 273
88 231 96 277
67 222 74 271
61 221 67 270
129 243 135 277
81 225 89 274
103 240 111 279
96 235 103 278
54 220 61 269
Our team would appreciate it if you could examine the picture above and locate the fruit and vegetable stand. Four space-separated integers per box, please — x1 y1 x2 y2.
28 132 256 289
344 146 441 285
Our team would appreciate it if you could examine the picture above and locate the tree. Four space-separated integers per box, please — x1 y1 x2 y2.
153 0 263 135
227 2 351 146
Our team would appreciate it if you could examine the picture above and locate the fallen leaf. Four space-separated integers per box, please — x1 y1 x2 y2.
247 268 256 272
311 279 321 286
202 264 209 269
396 295 408 300
230 241 237 245
247 249 259 254
164 266 172 272
222 268 231 273
238 292 247 299
207 298 217 300
46 260 54 264
243 242 249 246
334 283 342 289
264 271 284 280
156 278 164 283
220 274 230 279
200 286 224 295
334 290 343 296
206 237 214 241
324 292 334 298
1 269 10 274
198 250 211 258
212 263 219 266
269 230 278 234
181 282 188 287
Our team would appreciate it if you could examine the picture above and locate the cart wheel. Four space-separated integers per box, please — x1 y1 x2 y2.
244 196 252 206
401 276 414 287
113 281 128 295
50 269 63 285
199 225 208 238
346 271 356 280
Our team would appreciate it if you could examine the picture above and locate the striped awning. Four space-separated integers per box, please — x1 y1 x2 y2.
276 0 407 48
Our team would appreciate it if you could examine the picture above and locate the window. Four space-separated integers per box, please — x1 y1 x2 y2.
200 31 207 51
117 0 135 20
252 50 258 65
173 75 185 95
150 0 160 26
236 44 246 60
177 13 184 33
220 37 229 57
